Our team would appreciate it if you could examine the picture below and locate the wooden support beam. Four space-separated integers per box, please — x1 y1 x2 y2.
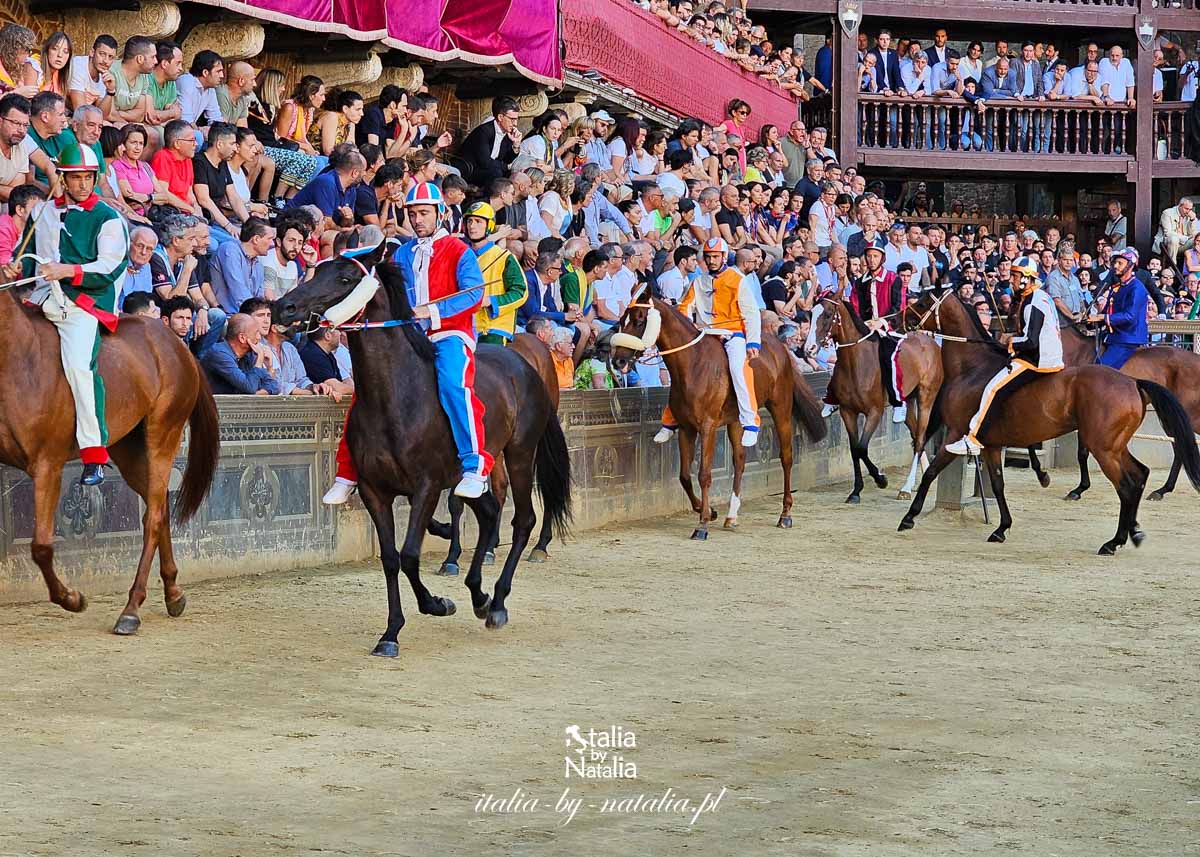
857 149 1132 175
836 19 859 168
1132 1 1155 256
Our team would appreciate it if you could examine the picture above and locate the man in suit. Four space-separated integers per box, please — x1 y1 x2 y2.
868 30 903 146
1154 198 1198 267
1012 42 1044 151
457 95 522 186
925 28 949 69
980 57 1019 151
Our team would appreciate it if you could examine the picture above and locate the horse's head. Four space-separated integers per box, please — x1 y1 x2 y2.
811 294 841 351
901 288 944 335
609 290 661 375
272 240 391 329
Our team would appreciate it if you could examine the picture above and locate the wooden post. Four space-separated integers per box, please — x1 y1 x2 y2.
1131 2 1156 255
836 18 858 168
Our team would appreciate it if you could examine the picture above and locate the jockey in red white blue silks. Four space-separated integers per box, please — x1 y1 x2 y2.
1094 247 1149 370
322 182 491 504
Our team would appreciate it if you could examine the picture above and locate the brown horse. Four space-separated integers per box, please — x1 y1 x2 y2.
432 332 562 574
610 297 827 539
1040 315 1200 502
810 294 944 503
900 290 1200 554
0 292 219 633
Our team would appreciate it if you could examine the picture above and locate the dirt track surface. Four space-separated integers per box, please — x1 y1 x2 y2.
0 471 1197 856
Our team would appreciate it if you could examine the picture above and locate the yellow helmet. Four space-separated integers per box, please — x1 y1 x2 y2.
463 201 496 234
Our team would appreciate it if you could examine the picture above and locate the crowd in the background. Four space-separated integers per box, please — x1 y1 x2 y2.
0 23 1193 396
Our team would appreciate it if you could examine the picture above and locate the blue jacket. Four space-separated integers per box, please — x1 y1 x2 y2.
1104 276 1149 347
200 341 280 395
868 47 902 92
518 269 567 326
981 66 1019 99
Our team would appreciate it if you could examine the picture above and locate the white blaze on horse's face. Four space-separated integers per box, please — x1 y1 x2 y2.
610 306 661 353
805 304 823 355
322 261 381 327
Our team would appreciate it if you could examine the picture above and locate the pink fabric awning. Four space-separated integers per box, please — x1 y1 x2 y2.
190 0 562 86
562 0 798 137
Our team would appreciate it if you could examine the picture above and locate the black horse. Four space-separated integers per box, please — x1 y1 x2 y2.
273 241 571 657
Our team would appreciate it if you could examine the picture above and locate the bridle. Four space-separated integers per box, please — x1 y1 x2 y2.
816 294 902 350
300 253 418 335
611 296 709 361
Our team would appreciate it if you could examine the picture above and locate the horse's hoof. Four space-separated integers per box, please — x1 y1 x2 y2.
723 518 738 530
486 608 509 630
423 596 456 617
473 595 493 620
165 594 187 618
112 614 141 636
1037 472 1052 488
1097 543 1118 556
1064 491 1082 502
1131 530 1146 548
371 640 399 658
708 507 718 521
777 516 792 529
690 528 708 541
483 551 496 566
1147 490 1165 502
526 549 547 563
897 490 912 501
898 517 915 532
987 530 1006 544
845 494 861 505
437 562 459 577
62 591 88 613
874 475 889 489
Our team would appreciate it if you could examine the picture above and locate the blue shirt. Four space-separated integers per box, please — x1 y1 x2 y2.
200 340 280 394
118 261 153 310
287 169 354 217
814 45 833 90
1105 276 1149 346
582 192 631 246
212 241 265 313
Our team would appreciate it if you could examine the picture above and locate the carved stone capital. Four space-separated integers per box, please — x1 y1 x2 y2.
516 91 550 117
182 21 265 66
551 101 588 124
353 64 424 100
65 0 180 50
307 54 383 89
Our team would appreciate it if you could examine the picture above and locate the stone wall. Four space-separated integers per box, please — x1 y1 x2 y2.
0 383 917 604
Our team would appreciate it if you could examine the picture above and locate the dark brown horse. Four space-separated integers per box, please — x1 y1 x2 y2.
810 294 944 503
1038 314 1200 502
610 297 827 539
433 332 562 575
901 290 1200 554
273 242 571 657
0 292 219 633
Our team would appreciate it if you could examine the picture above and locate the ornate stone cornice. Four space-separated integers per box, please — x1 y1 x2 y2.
64 0 180 50
182 21 265 65
352 63 423 100
306 54 382 89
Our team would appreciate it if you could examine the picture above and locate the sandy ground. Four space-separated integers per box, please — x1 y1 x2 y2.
0 467 1197 857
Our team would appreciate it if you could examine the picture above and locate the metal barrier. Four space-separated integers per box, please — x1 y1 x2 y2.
1148 319 1200 354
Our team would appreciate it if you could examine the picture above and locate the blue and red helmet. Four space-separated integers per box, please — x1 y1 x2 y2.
1116 247 1139 269
405 181 445 211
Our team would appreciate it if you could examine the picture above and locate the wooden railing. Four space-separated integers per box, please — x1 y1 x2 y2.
885 213 1064 235
857 94 1134 157
804 94 834 147
1153 101 1196 162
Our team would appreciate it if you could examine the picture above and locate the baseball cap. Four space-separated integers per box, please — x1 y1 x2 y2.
590 110 615 123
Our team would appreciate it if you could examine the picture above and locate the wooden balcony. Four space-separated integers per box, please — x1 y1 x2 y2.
1152 101 1200 179
749 0 1142 27
853 93 1136 174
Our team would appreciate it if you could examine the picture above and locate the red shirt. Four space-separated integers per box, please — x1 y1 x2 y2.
151 148 194 202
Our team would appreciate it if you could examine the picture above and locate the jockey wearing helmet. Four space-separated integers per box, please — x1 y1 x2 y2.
947 257 1064 456
323 182 490 504
24 143 128 486
462 201 527 346
1092 248 1149 370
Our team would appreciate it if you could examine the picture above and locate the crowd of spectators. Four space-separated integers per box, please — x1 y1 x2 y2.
0 21 1192 398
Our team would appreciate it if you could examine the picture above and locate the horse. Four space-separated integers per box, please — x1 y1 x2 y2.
609 295 827 539
900 289 1200 554
0 291 219 633
273 241 571 657
432 332 562 576
1034 312 1200 502
809 294 944 503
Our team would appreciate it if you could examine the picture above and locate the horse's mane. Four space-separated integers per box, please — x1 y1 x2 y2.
840 297 871 338
376 260 435 363
953 293 1009 357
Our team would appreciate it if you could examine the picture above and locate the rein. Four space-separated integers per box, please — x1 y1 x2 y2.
619 299 714 361
816 296 903 350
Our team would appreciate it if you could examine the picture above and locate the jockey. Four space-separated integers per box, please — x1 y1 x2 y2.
947 257 1064 456
1093 248 1149 369
323 182 491 504
25 143 127 486
822 239 908 423
463 201 527 346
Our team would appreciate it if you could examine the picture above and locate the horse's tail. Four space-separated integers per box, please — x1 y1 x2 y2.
535 412 573 541
174 370 220 525
789 355 828 443
1136 379 1200 491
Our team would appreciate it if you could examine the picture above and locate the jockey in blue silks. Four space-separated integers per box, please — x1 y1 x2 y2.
1096 247 1149 370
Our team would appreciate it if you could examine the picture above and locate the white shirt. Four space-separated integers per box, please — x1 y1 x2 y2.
656 171 687 198
1182 60 1199 104
899 243 929 277
67 55 105 101
657 267 688 303
263 248 301 296
883 241 903 273
524 196 550 241
602 266 637 316
959 56 983 83
490 119 506 160
1098 57 1135 103
177 74 223 125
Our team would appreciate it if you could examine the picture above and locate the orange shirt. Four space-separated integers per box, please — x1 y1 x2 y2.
553 352 575 390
